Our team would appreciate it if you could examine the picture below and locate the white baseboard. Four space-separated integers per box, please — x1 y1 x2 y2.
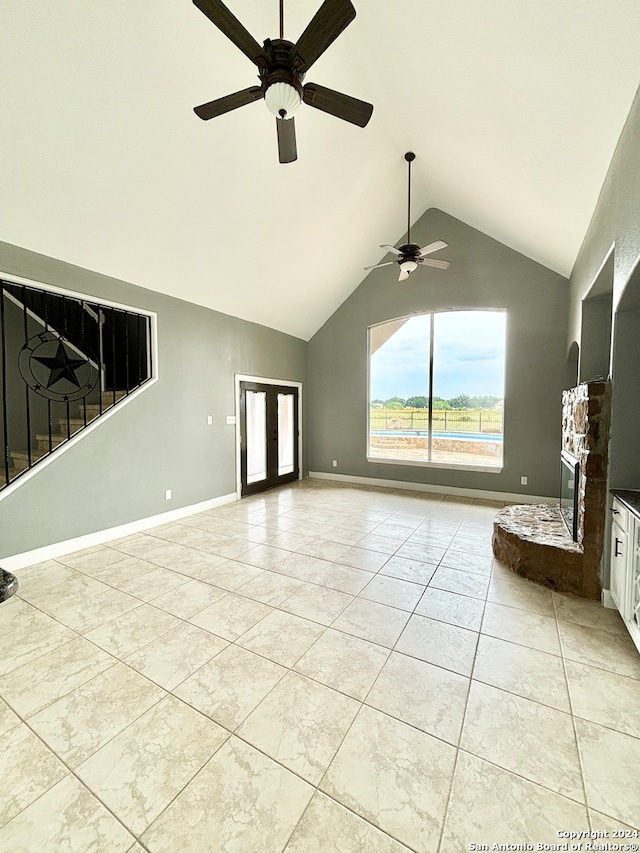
601 589 617 609
2 492 237 571
308 471 557 505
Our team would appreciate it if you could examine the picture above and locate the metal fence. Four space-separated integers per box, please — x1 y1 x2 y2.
370 407 503 435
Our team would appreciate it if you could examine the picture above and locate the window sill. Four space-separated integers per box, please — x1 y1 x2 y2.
366 455 503 474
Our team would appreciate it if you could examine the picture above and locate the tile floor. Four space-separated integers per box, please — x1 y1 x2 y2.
2 479 640 852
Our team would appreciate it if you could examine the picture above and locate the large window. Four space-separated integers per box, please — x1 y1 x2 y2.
368 310 506 469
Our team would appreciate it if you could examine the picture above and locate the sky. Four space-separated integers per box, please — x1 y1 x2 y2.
370 311 506 401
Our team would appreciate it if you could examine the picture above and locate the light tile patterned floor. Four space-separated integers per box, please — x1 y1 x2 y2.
2 479 640 852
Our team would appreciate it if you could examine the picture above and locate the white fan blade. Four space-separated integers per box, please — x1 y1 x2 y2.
420 258 451 270
380 244 402 256
419 240 448 256
364 261 394 270
398 269 410 282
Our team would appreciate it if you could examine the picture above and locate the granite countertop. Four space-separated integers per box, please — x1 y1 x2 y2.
611 489 640 518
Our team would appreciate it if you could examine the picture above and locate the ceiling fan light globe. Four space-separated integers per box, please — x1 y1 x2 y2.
399 259 418 274
265 82 302 119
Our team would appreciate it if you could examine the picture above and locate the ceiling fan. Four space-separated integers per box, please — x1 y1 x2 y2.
192 0 374 163
365 152 451 281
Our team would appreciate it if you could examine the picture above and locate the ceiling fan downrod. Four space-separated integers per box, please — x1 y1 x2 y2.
363 149 451 279
405 151 415 245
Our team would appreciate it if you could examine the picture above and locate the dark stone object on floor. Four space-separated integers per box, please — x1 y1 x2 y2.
0 568 19 602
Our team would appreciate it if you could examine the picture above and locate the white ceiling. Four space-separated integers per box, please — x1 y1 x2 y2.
1 1 639 340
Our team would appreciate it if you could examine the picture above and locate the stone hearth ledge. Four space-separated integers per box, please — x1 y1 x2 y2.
492 380 610 601
0 568 19 602
492 504 593 598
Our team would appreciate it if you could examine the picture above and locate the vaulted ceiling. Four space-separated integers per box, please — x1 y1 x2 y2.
1 1 639 340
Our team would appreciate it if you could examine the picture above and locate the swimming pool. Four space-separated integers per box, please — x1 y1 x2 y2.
371 430 502 442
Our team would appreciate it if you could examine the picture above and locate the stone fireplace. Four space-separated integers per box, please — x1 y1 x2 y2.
559 449 580 540
492 380 611 599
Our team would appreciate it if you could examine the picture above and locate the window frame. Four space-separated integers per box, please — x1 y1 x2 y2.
366 309 506 474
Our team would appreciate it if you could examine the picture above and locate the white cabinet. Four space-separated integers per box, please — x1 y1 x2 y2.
630 531 640 638
609 496 640 653
610 502 629 616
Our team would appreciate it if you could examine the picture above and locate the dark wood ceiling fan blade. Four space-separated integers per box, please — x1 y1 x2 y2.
276 117 297 163
289 0 356 73
194 86 264 120
302 83 373 127
420 258 451 270
193 0 267 65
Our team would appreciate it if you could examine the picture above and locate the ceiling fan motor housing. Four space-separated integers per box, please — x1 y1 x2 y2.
260 39 305 98
397 243 423 260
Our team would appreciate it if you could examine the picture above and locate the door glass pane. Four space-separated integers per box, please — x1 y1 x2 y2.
277 393 295 475
246 390 267 484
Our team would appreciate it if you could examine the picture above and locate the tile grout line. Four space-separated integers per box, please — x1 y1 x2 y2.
435 547 491 853
1 691 167 845
552 591 594 831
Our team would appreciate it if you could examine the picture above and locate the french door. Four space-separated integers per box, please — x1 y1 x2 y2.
239 381 299 497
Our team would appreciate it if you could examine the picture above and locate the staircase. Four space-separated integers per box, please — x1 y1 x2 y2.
1 275 152 493
9 391 127 477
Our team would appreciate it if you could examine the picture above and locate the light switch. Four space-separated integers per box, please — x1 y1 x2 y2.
226 415 236 425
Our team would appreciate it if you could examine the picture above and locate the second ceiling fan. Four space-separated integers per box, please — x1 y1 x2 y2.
365 152 451 281
192 0 374 163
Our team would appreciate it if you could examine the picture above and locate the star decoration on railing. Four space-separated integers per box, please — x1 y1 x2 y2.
18 331 99 402
32 339 86 389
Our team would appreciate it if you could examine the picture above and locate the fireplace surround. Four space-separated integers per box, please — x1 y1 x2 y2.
493 380 611 599
560 449 580 541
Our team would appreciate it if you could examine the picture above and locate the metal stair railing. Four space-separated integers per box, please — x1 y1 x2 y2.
0 279 152 491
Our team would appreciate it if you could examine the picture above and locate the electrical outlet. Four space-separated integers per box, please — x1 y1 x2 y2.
207 416 213 425
332 460 338 467
520 476 528 485
165 489 172 500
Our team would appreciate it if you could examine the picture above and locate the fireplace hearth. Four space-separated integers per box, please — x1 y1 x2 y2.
493 380 611 599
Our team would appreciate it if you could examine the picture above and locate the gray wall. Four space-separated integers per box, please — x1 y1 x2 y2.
579 292 613 382
569 84 640 336
308 208 570 498
0 241 307 558
568 86 640 474
609 302 640 489
566 83 640 588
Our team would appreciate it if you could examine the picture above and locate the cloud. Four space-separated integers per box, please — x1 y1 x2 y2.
436 340 504 363
371 311 506 399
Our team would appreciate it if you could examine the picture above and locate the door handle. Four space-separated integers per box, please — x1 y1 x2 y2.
615 538 623 558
